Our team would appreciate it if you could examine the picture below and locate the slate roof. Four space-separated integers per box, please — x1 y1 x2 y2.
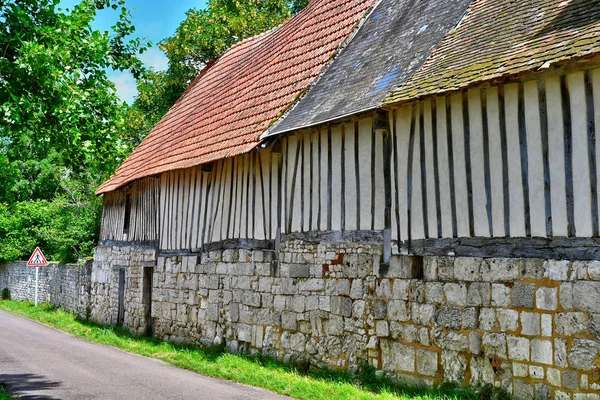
265 0 472 137
97 0 376 194
385 0 600 104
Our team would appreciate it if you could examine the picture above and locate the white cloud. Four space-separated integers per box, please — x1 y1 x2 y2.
110 72 138 104
139 46 169 71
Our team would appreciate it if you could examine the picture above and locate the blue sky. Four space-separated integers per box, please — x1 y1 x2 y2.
59 0 209 103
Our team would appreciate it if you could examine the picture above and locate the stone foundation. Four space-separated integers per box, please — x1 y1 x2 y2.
92 240 600 399
90 244 157 335
0 260 92 318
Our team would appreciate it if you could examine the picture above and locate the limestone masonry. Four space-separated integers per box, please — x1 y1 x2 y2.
90 241 600 399
0 260 92 318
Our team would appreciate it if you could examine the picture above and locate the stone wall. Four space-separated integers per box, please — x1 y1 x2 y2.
90 244 156 335
138 240 599 400
0 260 92 318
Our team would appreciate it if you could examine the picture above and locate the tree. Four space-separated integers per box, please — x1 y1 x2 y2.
0 0 148 262
0 0 149 201
122 0 310 151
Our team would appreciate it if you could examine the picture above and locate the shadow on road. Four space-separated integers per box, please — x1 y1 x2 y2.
0 373 61 400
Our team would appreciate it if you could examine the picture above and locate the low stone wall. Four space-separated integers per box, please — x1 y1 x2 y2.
0 260 92 318
93 240 600 399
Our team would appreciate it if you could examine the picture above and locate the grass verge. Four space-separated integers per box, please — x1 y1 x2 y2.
0 300 507 400
0 387 11 400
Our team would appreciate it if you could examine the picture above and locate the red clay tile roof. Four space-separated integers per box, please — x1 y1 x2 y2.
385 0 600 105
97 0 376 194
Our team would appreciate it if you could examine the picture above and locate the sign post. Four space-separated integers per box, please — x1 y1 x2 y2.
27 247 48 306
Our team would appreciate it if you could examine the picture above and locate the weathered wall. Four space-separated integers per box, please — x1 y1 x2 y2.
390 68 600 248
100 176 159 242
0 261 92 318
126 240 600 399
90 244 157 335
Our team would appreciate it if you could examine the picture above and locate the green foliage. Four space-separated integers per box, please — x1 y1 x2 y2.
0 175 102 264
0 0 149 182
122 0 310 150
0 0 148 262
1 288 10 300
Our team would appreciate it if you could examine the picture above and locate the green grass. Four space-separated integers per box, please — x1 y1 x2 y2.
0 386 11 400
0 300 507 400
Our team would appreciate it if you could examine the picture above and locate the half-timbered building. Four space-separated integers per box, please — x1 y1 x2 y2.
92 0 600 397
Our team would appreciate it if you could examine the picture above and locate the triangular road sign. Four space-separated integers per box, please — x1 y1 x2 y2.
27 247 48 267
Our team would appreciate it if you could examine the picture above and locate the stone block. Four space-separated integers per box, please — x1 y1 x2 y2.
349 280 364 299
288 296 305 313
352 300 365 319
298 279 324 292
376 320 389 337
466 282 490 307
520 258 546 279
437 257 455 281
237 324 252 342
541 313 552 337
479 308 497 331
416 349 439 377
545 260 570 281
513 283 535 309
454 257 482 281
513 380 534 400
469 331 482 355
436 306 462 329
555 392 571 400
392 279 410 300
413 303 436 326
482 333 507 358
547 367 561 387
591 314 600 341
289 264 310 278
521 311 541 336
482 258 519 282
560 282 574 310
423 258 438 281
444 283 467 306
442 351 468 382
563 370 579 390
529 365 544 379
425 282 444 304
536 286 558 310
388 256 421 278
573 281 600 313
387 300 410 321
469 356 495 386
381 340 413 372
574 394 600 400
409 280 424 302
327 315 344 336
432 329 468 352
282 312 297 330
556 312 588 336
462 307 479 329
513 362 529 377
569 339 600 371
535 383 550 400
491 284 511 307
589 261 600 280
531 339 553 365
497 309 519 332
376 279 392 298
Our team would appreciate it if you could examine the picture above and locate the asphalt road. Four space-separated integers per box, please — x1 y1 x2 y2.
0 310 289 400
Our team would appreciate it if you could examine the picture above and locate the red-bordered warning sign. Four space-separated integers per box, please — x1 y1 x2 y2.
27 247 48 267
